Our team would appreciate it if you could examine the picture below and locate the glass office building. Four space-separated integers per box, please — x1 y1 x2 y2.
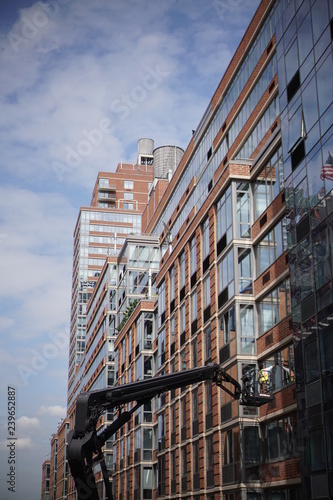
277 0 333 497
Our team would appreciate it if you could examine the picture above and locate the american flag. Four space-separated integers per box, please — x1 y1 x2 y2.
320 151 333 181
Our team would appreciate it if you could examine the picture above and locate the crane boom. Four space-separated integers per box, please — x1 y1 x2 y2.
68 363 272 500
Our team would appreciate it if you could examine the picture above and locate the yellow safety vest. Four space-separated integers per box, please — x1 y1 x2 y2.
259 369 269 383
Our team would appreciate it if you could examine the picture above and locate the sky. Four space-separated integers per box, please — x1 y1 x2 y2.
0 0 260 498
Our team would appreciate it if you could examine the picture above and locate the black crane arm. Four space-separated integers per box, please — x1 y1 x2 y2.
67 363 271 500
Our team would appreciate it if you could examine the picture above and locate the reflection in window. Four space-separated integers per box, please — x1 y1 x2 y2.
190 236 197 275
317 54 332 118
238 247 253 294
304 339 320 384
236 182 251 238
143 428 152 460
204 275 211 309
256 218 288 276
319 325 333 377
240 304 255 354
220 305 236 345
179 252 185 290
157 328 165 369
313 225 332 290
244 426 260 463
224 428 234 465
191 291 197 322
289 236 314 307
285 39 298 84
263 344 295 391
309 428 326 472
258 279 291 335
158 281 165 327
216 186 232 243
203 218 210 260
218 248 234 297
265 413 298 461
253 146 284 219
288 106 306 153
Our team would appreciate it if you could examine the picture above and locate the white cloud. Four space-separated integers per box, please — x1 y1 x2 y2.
39 405 66 417
17 415 40 429
0 436 33 451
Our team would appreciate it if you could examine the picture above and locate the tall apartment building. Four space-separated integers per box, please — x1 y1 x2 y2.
42 0 333 499
67 160 154 412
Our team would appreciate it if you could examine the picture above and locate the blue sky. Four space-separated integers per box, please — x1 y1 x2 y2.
0 0 260 498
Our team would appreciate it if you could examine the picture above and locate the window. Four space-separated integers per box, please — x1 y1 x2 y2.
124 192 133 200
253 146 284 219
192 388 199 425
158 455 165 496
124 180 134 189
238 247 253 294
190 236 197 275
181 348 187 371
205 325 212 362
181 397 187 440
180 303 186 334
218 248 234 298
157 328 165 369
203 218 210 260
304 339 320 384
158 412 165 451
224 429 234 465
192 338 198 368
181 446 187 478
193 441 200 476
144 356 152 379
216 186 232 246
206 435 214 485
144 313 153 349
220 305 235 345
206 380 213 415
265 414 298 461
99 178 109 187
191 291 197 322
258 279 291 335
143 428 152 460
124 202 134 210
288 106 306 154
236 182 251 238
256 218 288 276
203 274 210 309
240 305 255 354
169 266 175 302
179 252 186 291
143 467 152 494
136 315 142 353
263 344 295 391
158 281 165 327
244 426 260 464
